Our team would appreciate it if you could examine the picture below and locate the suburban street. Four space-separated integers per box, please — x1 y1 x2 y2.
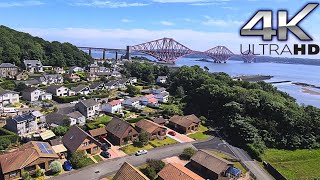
51 143 194 180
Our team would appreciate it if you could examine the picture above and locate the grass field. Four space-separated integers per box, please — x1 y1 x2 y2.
188 125 210 140
121 144 154 154
261 149 320 180
149 137 178 147
86 115 113 129
210 151 247 174
93 155 103 162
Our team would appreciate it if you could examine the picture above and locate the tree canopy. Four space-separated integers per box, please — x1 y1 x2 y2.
0 26 92 67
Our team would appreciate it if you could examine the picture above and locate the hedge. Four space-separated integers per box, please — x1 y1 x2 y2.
0 128 18 144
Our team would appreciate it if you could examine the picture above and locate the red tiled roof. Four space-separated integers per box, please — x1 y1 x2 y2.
108 100 122 106
158 163 204 180
113 162 150 180
144 94 154 99
149 98 158 103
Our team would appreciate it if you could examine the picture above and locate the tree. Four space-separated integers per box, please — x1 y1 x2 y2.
204 66 209 72
126 85 140 96
146 159 165 173
35 168 44 177
144 166 157 180
49 161 62 174
0 138 11 150
52 126 69 136
161 104 183 117
21 171 31 180
70 150 87 169
15 82 28 92
137 131 149 147
175 86 185 98
180 148 196 160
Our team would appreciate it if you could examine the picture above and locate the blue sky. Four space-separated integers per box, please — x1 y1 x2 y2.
0 0 319 52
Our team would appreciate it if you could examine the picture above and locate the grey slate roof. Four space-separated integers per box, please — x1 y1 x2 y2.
67 111 84 119
77 99 99 108
105 80 118 86
71 84 89 93
90 81 104 89
45 113 69 126
106 117 137 138
24 60 43 67
118 78 129 85
46 85 65 92
0 63 18 68
0 89 19 96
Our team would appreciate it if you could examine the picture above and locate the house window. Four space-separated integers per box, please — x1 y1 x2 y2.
82 142 88 147
93 146 98 151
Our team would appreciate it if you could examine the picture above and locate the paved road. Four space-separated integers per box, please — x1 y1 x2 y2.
51 143 194 180
193 137 236 158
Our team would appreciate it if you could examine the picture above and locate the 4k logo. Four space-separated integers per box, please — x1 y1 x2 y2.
240 3 319 41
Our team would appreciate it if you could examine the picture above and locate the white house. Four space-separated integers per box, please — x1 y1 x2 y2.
102 100 122 113
156 76 167 84
154 91 169 103
46 85 74 97
69 66 84 73
105 80 119 90
122 97 140 108
67 111 86 125
24 60 43 73
152 87 167 94
140 94 159 107
71 84 91 95
22 87 52 102
0 90 20 108
6 113 38 136
75 99 100 118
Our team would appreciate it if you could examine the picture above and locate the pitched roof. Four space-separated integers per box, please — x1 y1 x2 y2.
105 80 118 86
191 150 233 174
0 63 18 68
158 163 204 180
89 127 107 137
108 100 122 106
169 114 201 128
67 111 84 119
46 85 66 92
23 87 39 93
77 99 99 108
50 137 63 146
152 117 166 124
144 94 154 99
106 117 137 138
0 141 58 174
0 89 19 96
71 84 89 93
90 81 104 89
125 97 140 103
62 125 101 153
45 112 69 126
24 60 43 67
113 162 150 180
135 119 166 134
118 78 128 84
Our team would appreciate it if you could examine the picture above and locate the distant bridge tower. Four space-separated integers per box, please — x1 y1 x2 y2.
242 50 256 63
125 46 132 60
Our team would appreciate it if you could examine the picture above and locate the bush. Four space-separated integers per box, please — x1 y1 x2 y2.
0 138 11 150
52 126 69 136
137 131 149 147
144 166 157 180
180 148 196 160
49 161 62 174
70 150 93 169
21 171 31 180
0 128 18 149
146 159 165 173
35 168 44 177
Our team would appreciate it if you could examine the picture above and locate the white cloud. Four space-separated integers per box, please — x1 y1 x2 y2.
160 21 174 26
202 16 243 27
121 18 133 23
0 1 44 8
72 1 148 8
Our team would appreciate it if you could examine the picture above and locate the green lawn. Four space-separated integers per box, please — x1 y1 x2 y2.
210 151 247 174
86 115 113 129
261 149 320 180
188 125 210 140
121 144 154 154
149 137 178 147
93 155 103 162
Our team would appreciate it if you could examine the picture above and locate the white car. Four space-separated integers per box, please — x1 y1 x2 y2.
135 150 148 156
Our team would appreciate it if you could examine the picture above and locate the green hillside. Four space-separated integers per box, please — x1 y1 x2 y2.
0 25 92 67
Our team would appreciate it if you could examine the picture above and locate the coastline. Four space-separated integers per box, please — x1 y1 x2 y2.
301 88 320 96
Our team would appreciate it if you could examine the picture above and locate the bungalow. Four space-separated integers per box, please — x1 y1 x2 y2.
67 111 86 125
62 125 101 155
102 100 122 114
105 80 119 90
45 113 72 127
154 91 169 103
151 117 167 126
65 73 81 82
135 119 167 140
105 117 138 146
140 94 159 107
0 63 18 79
22 87 52 102
46 85 74 97
0 141 59 180
89 127 107 141
0 89 20 108
71 84 90 95
16 71 29 80
6 113 38 136
158 163 204 180
188 150 235 180
90 81 105 91
113 162 150 180
122 97 140 108
69 66 84 73
23 60 43 73
168 114 201 134
39 74 63 85
75 99 100 118
156 76 167 84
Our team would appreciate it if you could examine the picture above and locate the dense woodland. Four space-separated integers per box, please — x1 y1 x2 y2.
124 62 320 157
0 26 92 67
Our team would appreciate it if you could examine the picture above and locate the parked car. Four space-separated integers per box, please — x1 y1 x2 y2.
63 160 73 171
168 131 176 136
100 151 111 158
101 143 110 151
135 150 148 156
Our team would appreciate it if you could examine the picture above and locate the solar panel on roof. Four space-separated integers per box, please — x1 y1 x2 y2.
37 142 54 154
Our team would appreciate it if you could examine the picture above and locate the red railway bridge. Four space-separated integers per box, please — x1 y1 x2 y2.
78 37 256 63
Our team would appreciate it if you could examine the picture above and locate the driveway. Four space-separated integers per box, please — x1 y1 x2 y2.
166 128 194 143
50 143 194 180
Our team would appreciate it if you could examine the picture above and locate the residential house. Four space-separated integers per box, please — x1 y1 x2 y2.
0 63 18 79
53 67 65 74
96 71 111 77
0 90 19 108
71 84 91 95
158 163 204 180
62 125 101 155
111 71 122 78
128 77 137 84
6 113 38 136
135 119 167 140
23 60 43 73
45 113 72 127
89 127 107 141
87 64 100 73
15 71 29 80
39 74 63 85
75 99 100 118
89 81 105 91
113 162 150 180
22 87 52 102
105 117 138 146
46 85 74 97
69 66 84 73
0 141 59 180
31 111 46 128
49 137 68 158
154 91 169 103
15 79 40 87
151 117 167 126
188 150 234 180
105 80 119 90
65 73 81 82
152 87 167 94
102 100 122 114
87 73 100 82
140 94 159 107
67 111 86 125
99 67 111 73
168 114 201 134
156 76 168 84
122 97 140 109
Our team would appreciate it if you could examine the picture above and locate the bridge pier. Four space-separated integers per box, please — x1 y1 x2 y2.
115 51 118 60
103 49 106 60
125 46 131 60
88 48 92 56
